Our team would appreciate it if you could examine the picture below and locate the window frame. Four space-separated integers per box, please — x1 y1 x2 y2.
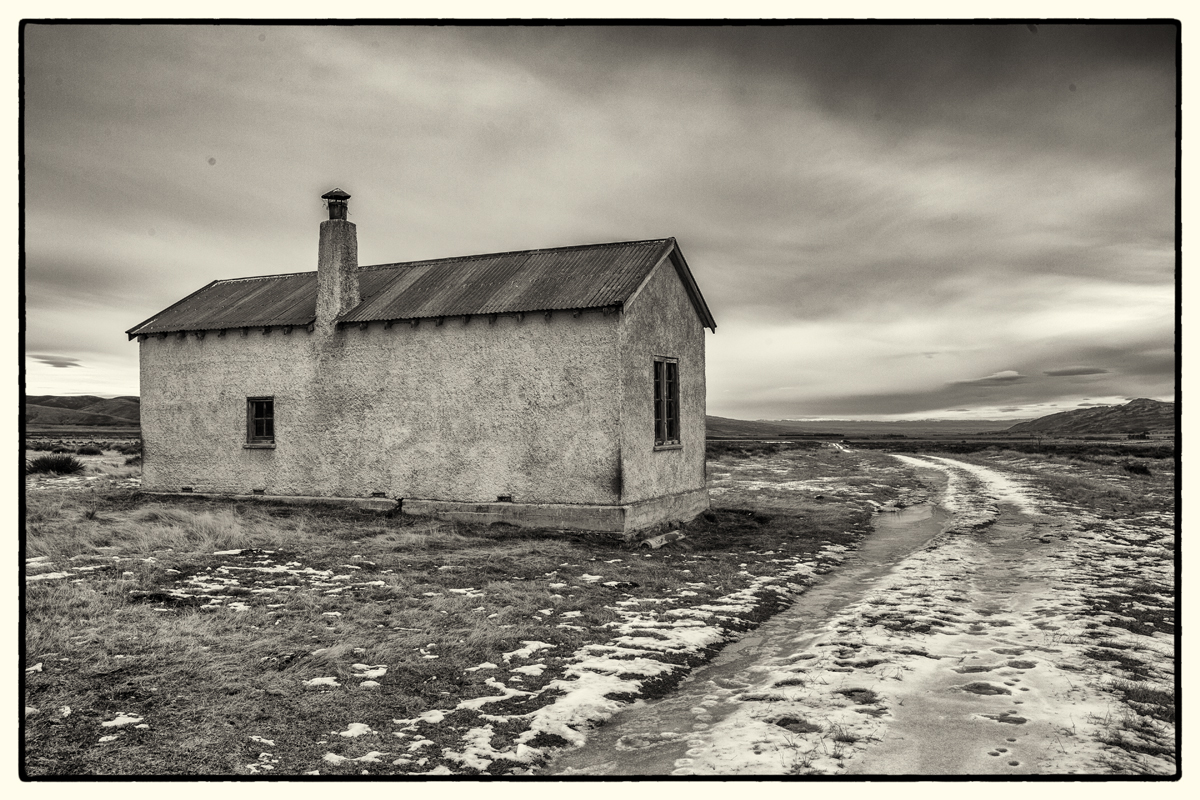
245 396 275 447
653 356 681 448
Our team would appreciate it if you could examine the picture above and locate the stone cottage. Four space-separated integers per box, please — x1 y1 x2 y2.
127 189 717 532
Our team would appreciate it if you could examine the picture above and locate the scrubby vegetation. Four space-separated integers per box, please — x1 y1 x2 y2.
26 454 85 476
25 438 142 455
705 440 821 459
24 445 888 777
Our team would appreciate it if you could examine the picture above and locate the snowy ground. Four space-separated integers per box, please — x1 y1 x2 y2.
543 453 1176 776
24 447 1174 776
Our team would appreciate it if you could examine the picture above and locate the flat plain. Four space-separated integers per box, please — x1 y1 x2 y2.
22 439 1175 776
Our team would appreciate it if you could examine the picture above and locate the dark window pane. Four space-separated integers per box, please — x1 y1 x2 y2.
666 362 679 441
654 361 664 442
248 399 274 442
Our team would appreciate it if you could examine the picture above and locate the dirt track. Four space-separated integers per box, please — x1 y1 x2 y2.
546 453 1176 776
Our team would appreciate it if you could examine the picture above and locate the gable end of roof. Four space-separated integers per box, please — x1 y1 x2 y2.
664 240 717 332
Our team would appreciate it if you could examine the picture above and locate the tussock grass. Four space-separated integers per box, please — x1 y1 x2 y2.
86 461 140 479
1109 680 1175 724
27 454 85 475
706 441 820 459
24 448 891 776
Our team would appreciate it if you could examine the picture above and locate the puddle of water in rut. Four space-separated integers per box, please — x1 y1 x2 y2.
544 500 950 776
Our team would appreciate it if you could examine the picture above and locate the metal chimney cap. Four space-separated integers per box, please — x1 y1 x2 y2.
321 188 351 201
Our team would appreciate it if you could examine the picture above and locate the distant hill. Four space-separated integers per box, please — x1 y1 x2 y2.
706 415 1019 439
1006 398 1174 435
25 395 140 427
705 416 827 439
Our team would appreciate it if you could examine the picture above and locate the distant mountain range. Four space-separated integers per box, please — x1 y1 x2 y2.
706 415 1018 439
25 395 141 427
1005 398 1175 435
24 395 1174 437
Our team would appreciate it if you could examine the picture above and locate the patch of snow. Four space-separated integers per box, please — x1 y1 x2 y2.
351 664 387 679
305 677 341 688
27 571 71 582
502 641 556 662
337 722 376 738
456 677 537 710
511 664 546 677
101 714 143 728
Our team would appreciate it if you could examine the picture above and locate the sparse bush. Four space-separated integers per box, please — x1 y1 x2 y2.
705 440 823 459
27 454 85 475
772 715 821 733
834 687 880 705
75 445 103 456
114 441 143 455
1121 460 1152 476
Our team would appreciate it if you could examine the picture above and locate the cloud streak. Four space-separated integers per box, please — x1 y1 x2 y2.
1043 366 1110 376
29 353 82 369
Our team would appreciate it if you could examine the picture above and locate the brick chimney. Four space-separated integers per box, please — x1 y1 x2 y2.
316 188 359 329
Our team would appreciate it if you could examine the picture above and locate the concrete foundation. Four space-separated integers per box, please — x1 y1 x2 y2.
141 491 398 513
140 488 709 533
403 487 709 533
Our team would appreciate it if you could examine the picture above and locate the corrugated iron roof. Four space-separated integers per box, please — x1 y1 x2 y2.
128 238 717 337
126 272 319 336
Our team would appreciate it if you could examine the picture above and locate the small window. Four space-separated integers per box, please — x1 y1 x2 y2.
247 397 274 444
653 357 680 446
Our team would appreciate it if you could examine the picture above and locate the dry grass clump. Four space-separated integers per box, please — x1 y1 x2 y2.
27 454 85 475
24 447 882 776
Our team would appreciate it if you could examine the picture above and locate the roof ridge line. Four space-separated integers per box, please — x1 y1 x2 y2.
214 271 316 284
358 238 673 273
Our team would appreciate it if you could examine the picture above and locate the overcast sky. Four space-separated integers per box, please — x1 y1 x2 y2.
22 23 1177 420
